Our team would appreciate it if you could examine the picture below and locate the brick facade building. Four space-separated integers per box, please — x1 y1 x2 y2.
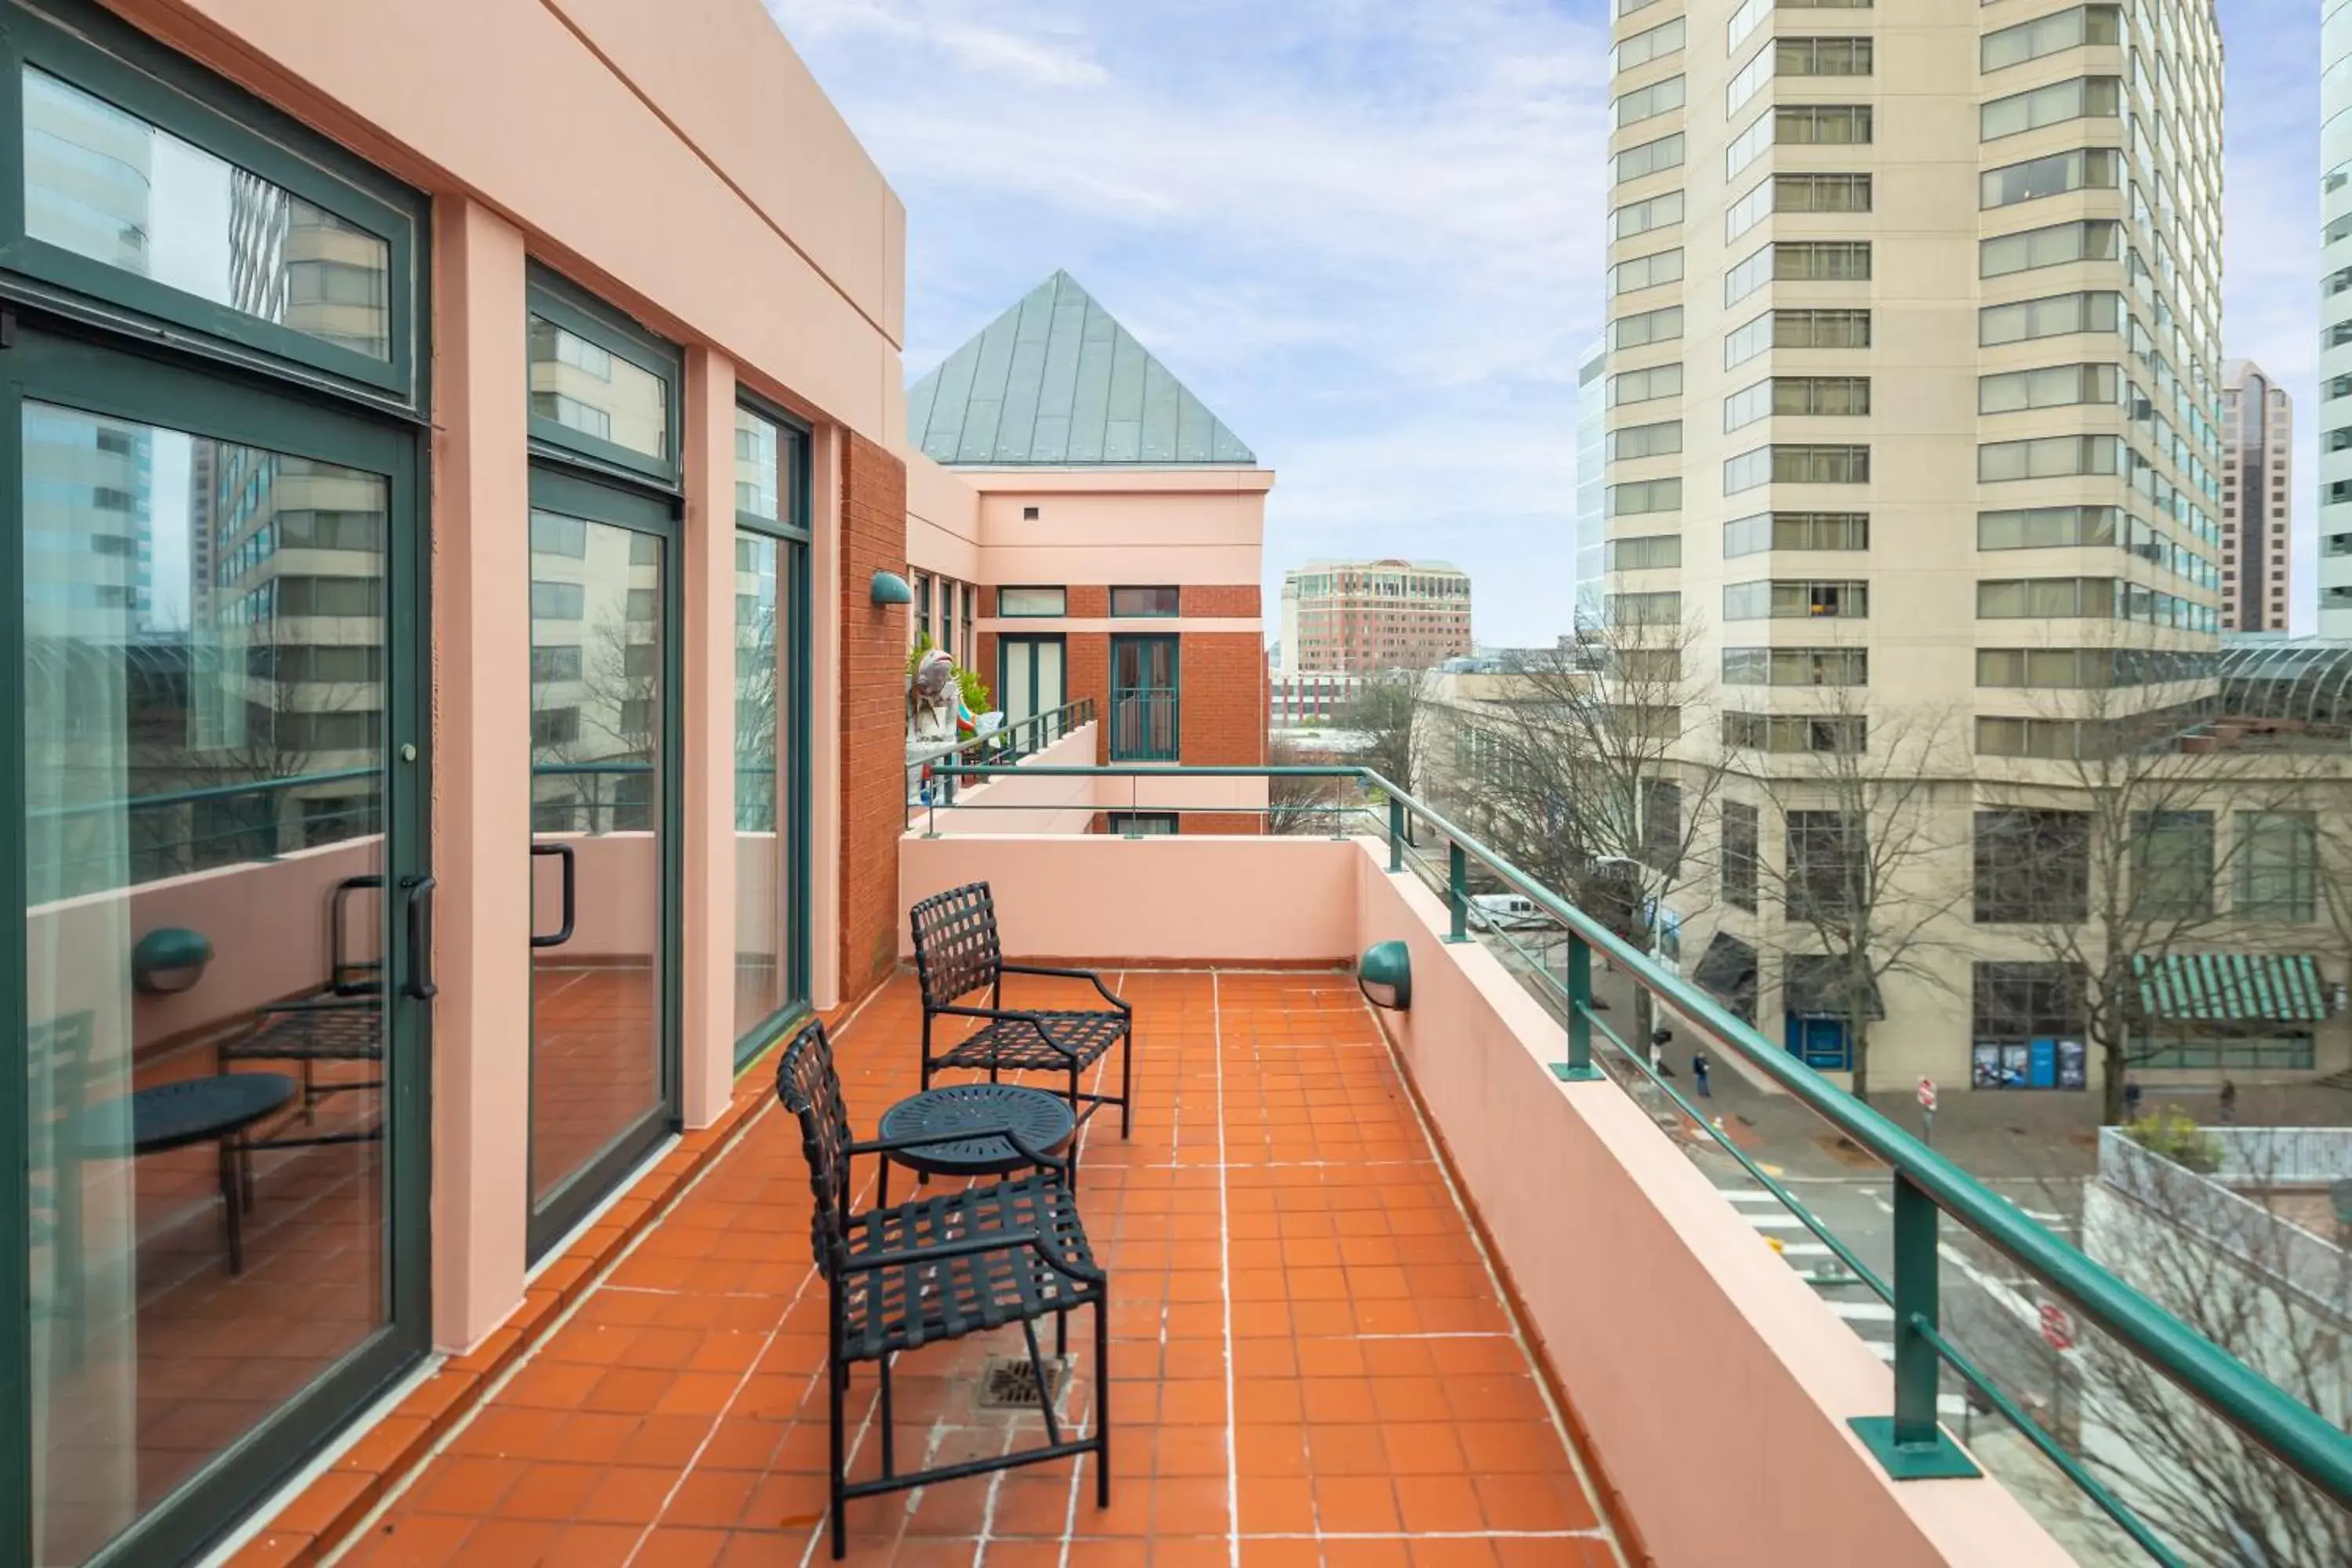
902 271 1273 833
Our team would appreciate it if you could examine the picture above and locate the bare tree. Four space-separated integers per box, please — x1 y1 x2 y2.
2072 1124 2352 1565
1337 669 1430 800
1430 613 1726 1040
1265 733 1347 835
1974 673 2288 1123
1744 689 1973 1099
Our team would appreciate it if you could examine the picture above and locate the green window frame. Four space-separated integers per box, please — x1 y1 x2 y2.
1109 633 1180 762
731 394 813 1070
997 586 1066 618
0 1 425 407
525 264 682 488
1109 586 1181 617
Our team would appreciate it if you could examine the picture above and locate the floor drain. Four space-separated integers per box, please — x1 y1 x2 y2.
976 1355 1069 1411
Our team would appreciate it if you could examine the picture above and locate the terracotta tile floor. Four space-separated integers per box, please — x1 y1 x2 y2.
335 971 1622 1567
531 965 663 1205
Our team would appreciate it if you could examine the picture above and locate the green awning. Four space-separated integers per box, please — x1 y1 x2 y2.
2132 953 2329 1025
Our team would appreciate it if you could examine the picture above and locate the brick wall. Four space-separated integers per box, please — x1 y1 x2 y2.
840 433 908 1005
1178 631 1266 834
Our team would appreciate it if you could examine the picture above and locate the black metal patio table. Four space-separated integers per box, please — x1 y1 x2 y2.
86 1072 297 1275
875 1083 1078 1201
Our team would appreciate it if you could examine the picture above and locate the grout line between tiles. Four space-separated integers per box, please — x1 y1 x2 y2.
1210 971 1241 1568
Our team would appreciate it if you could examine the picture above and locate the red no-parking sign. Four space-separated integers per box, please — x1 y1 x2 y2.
2038 1301 2076 1352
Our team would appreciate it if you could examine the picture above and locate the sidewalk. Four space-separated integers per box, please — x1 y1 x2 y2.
1610 969 2352 1184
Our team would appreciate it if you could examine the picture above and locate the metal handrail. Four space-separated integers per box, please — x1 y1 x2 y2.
927 758 2352 1537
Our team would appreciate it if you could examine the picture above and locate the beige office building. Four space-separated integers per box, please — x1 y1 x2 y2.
1602 1 2257 1091
2220 358 2292 633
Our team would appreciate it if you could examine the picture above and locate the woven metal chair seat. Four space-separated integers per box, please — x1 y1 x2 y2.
220 999 383 1062
937 1011 1127 1073
839 1172 1102 1361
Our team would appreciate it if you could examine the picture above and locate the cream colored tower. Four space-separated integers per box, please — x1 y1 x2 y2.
1604 0 2228 1083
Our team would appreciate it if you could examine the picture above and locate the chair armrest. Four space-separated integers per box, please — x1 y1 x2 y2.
930 1004 1076 1060
1000 964 1131 1014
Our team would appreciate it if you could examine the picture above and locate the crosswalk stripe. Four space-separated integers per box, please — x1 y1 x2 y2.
1722 1189 1783 1205
1779 1242 1833 1258
1829 1301 1896 1323
1744 1214 1805 1231
1868 1339 1896 1362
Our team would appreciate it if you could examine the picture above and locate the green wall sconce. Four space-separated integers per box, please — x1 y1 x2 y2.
1359 940 1411 1011
870 570 913 605
132 927 213 995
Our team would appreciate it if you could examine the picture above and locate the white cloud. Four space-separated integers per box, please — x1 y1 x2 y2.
762 0 1108 87
773 0 1611 644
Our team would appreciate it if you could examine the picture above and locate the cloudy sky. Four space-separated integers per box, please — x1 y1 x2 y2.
765 0 2321 646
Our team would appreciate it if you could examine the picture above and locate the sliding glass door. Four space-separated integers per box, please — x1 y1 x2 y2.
521 270 683 1261
10 332 429 1568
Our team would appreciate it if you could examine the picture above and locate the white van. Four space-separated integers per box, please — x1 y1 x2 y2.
1468 893 1549 932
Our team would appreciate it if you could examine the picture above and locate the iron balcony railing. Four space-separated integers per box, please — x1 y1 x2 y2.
902 696 1096 825
927 760 2352 1565
1107 688 1178 761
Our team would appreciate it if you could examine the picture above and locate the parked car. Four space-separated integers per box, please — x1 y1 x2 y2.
1468 893 1551 932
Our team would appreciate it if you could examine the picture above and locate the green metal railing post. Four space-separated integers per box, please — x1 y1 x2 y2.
1388 797 1405 872
1850 1171 1979 1479
1552 932 1605 1082
1446 840 1469 943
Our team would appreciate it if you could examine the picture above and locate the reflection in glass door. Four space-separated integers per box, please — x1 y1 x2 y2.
16 365 423 1566
527 501 673 1251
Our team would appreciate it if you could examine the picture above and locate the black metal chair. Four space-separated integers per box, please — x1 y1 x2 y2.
220 873 385 1145
775 1018 1109 1559
909 881 1134 1138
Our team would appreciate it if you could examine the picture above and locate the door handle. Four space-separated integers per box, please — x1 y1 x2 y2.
530 843 576 948
400 874 437 1000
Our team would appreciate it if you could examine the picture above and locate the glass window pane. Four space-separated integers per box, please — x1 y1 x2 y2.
998 586 1066 617
528 315 668 459
24 67 391 359
24 401 391 1563
735 408 780 522
733 529 793 1040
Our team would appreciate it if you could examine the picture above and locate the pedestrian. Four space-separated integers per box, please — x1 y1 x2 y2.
2123 1076 2143 1120
1692 1052 1711 1098
2219 1078 2238 1125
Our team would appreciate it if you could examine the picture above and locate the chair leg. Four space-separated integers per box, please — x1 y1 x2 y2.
829 1355 848 1560
216 1138 244 1276
879 1352 895 1479
1021 1318 1062 1448
1056 1307 1068 1360
1068 1064 1080 1127
1120 1029 1134 1138
1094 1298 1111 1508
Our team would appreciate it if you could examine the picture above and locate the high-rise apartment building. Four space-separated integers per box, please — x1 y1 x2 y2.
1602 0 2227 1084
2220 359 2292 632
1279 558 1473 675
2324 0 2352 630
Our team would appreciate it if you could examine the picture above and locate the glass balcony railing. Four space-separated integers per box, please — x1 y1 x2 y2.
924 760 2352 1566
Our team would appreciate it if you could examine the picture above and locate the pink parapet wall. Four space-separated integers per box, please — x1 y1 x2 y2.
889 833 2073 1563
897 833 1358 964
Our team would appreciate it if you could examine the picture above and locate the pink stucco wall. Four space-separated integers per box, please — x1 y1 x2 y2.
889 838 2071 1562
916 725 1103 837
897 835 1359 964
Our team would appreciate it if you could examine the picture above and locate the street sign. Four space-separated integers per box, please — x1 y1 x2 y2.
2038 1301 2076 1352
1917 1076 1937 1113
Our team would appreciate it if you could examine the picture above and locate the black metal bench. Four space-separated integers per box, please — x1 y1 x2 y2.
909 881 1134 1138
775 1018 1109 1559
